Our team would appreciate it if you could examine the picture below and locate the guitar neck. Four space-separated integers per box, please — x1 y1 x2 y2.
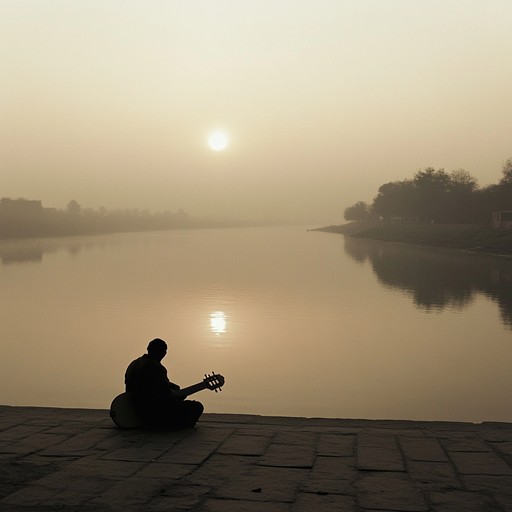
174 381 207 398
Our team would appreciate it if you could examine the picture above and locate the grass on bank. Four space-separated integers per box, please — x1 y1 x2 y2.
315 221 512 256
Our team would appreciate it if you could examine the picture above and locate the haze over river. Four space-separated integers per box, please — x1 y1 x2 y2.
1 227 510 422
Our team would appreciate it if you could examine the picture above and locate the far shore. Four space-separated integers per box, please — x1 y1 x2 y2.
312 221 512 257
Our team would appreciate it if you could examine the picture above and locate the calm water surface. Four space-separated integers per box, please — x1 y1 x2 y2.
1 226 511 422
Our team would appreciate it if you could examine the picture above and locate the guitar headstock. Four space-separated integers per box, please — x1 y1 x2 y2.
204 372 225 392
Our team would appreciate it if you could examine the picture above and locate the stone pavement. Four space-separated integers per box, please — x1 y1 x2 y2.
0 406 511 511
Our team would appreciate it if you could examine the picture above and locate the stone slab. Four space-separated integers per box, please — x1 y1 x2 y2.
449 451 512 476
355 475 429 511
0 406 511 511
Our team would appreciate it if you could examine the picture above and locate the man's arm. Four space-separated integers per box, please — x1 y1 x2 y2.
168 382 180 391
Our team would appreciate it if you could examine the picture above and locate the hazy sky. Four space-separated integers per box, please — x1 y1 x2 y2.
2 1 512 224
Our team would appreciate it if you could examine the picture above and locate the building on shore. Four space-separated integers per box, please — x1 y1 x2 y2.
492 211 512 229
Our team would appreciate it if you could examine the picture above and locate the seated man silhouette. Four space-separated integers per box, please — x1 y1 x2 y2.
124 338 204 429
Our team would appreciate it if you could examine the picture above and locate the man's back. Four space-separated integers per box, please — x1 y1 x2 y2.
125 354 169 396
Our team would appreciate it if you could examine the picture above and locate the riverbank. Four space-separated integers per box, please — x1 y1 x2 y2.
1 405 511 511
314 222 512 256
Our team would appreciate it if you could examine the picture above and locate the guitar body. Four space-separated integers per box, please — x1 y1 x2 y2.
110 392 143 429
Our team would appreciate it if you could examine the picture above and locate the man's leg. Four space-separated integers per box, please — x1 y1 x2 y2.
177 400 204 428
169 400 203 429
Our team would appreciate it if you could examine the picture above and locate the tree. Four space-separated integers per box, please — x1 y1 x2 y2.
344 201 372 221
445 169 479 223
412 168 451 222
499 158 512 185
449 169 478 193
348 159 511 226
372 180 415 221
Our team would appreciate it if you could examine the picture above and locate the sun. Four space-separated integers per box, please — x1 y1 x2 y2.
207 131 229 151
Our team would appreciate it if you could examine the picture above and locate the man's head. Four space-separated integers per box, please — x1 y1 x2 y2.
147 338 167 361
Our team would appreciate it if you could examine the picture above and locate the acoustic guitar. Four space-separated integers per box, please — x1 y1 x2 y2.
109 372 225 429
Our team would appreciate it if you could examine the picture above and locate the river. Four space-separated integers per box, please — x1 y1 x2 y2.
0 226 510 422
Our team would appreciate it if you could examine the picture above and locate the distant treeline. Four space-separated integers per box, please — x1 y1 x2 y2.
344 158 512 223
0 199 243 239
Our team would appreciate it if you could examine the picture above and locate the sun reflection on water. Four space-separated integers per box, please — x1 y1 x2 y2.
210 311 227 335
